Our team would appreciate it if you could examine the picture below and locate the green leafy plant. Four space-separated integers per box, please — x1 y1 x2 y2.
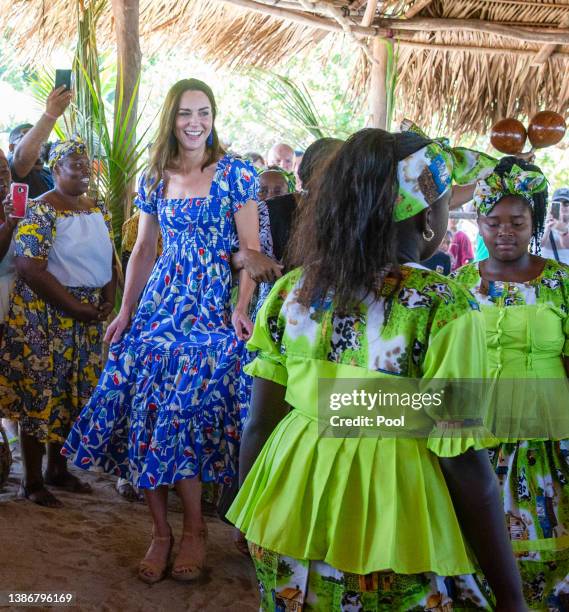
249 68 350 140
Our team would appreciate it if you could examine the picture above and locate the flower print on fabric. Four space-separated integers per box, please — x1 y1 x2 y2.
62 155 260 489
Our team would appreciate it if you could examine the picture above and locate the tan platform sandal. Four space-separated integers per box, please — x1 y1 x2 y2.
171 526 208 582
138 530 174 585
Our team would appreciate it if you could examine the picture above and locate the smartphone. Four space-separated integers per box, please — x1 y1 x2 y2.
551 201 560 220
55 69 73 91
10 183 29 218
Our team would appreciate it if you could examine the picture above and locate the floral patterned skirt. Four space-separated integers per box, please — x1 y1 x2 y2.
249 543 493 611
0 280 104 444
62 330 249 489
490 441 569 609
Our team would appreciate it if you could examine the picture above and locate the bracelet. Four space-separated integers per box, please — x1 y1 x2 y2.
43 111 58 120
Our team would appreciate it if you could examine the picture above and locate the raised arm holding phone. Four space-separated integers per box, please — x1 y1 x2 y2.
9 85 73 199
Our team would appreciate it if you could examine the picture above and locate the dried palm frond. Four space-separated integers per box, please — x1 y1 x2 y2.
1 0 569 137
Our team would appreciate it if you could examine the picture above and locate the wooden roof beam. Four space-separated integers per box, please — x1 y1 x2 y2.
219 0 569 46
397 38 569 57
382 17 569 45
361 0 378 27
404 0 435 19
532 14 569 65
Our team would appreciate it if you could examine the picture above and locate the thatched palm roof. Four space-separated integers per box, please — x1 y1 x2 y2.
1 0 569 135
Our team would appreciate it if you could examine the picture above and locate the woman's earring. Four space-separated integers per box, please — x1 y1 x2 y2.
206 132 214 147
422 226 435 242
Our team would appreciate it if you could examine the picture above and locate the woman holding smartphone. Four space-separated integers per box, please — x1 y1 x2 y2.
0 139 117 508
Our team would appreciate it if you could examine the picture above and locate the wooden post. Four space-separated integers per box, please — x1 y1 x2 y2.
110 0 141 225
368 37 390 129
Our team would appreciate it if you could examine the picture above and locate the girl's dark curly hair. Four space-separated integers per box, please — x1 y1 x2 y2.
493 156 548 254
288 128 432 311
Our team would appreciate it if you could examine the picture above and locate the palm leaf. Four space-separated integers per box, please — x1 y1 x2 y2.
249 68 333 140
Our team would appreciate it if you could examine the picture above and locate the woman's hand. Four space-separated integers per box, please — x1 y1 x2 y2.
2 196 20 232
98 301 114 321
246 251 283 283
74 302 102 324
233 249 284 283
232 307 253 341
104 310 132 344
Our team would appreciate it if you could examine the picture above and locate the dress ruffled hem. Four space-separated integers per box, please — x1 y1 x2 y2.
427 424 500 457
62 332 248 489
227 410 478 576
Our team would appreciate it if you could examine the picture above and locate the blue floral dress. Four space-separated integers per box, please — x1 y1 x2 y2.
62 155 259 489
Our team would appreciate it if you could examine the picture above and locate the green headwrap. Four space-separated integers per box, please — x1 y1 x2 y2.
395 120 497 222
259 166 297 194
473 164 548 216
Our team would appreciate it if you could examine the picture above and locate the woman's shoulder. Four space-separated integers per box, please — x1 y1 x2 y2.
450 261 479 286
26 198 58 221
541 257 569 277
400 265 479 309
219 153 256 176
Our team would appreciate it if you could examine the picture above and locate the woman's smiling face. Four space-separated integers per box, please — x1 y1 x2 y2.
174 90 213 152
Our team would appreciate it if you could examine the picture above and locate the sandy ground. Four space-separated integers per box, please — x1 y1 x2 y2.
0 443 260 612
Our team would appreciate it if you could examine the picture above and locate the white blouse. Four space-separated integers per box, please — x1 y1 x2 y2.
47 211 113 288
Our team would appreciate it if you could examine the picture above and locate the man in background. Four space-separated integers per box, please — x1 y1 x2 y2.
8 86 72 199
267 142 295 172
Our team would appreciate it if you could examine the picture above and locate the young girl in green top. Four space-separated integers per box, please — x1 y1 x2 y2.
454 156 569 609
228 129 525 611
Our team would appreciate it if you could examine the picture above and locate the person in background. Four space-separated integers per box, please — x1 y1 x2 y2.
541 187 569 264
450 227 474 271
423 230 452 275
453 157 569 608
229 128 525 611
0 148 20 459
244 152 265 170
233 138 344 285
292 149 303 187
8 87 73 199
267 142 294 172
257 165 295 203
0 149 18 336
0 139 117 508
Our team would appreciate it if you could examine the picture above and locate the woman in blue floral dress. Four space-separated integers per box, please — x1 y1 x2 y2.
62 79 260 584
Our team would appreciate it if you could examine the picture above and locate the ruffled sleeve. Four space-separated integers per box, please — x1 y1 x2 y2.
134 172 158 216
15 200 57 259
228 157 259 215
244 272 297 386
422 284 498 456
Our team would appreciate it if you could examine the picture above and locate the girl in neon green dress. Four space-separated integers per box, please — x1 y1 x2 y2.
454 157 569 610
228 130 525 611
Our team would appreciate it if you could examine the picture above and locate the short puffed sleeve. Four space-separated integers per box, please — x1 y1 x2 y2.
227 157 259 215
15 201 57 259
133 172 159 216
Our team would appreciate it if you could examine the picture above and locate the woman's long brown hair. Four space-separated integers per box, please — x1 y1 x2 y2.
146 79 225 196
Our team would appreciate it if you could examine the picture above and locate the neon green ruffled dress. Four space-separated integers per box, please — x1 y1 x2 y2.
228 265 496 585
454 259 569 608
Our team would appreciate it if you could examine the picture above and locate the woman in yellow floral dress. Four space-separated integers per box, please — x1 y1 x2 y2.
0 139 117 507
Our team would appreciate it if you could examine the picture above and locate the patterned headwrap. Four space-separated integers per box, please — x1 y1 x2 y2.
48 138 88 170
259 166 297 193
395 120 497 222
473 164 548 216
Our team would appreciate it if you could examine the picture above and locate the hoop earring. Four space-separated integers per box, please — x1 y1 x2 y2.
422 226 435 242
206 132 214 147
